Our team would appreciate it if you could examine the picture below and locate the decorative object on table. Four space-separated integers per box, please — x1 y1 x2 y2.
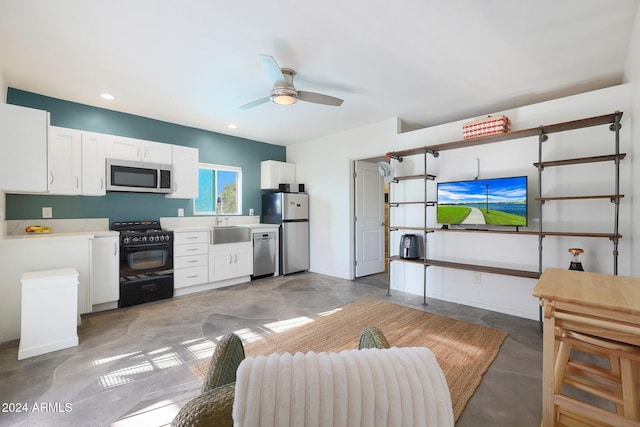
568 248 584 271
25 225 52 233
462 115 511 139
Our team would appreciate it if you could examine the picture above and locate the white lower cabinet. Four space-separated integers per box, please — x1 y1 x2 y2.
174 231 209 289
209 242 253 282
91 235 119 310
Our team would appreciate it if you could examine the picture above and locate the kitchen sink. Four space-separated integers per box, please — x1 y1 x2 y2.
210 226 251 244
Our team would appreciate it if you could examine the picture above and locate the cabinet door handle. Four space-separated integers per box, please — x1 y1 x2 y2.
76 177 79 189
187 259 198 263
101 177 104 190
186 236 198 240
229 254 233 264
113 242 117 256
234 254 238 263
49 172 54 184
187 275 198 279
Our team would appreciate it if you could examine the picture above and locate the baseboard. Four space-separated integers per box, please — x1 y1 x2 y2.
18 336 78 360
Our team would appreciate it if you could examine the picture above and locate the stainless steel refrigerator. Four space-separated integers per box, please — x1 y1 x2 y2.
262 192 309 275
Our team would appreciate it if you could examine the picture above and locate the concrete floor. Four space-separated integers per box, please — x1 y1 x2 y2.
0 272 542 426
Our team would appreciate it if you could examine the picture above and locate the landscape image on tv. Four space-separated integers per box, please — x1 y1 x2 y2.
437 176 527 226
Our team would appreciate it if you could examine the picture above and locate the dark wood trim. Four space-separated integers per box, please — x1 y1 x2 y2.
533 153 626 169
387 112 622 158
393 174 436 181
387 256 540 279
536 195 624 202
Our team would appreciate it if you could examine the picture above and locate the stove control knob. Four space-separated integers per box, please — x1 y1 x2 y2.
123 236 131 244
142 236 148 243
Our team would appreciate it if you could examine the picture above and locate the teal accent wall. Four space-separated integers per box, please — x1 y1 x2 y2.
5 88 286 222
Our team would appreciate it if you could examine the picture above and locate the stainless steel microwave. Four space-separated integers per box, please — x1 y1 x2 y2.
106 159 173 193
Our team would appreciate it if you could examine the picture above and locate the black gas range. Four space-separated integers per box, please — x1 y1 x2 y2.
110 221 174 308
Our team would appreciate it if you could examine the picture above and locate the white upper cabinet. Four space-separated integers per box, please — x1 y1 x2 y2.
261 160 296 189
81 132 107 196
166 145 199 199
48 126 82 195
0 103 49 192
143 140 172 164
106 135 172 164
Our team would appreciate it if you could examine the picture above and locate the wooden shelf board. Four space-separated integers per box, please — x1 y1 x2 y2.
393 174 436 181
387 256 425 266
425 259 541 279
391 226 622 239
536 195 624 202
540 231 622 239
390 201 437 206
534 153 626 168
387 256 540 279
387 112 622 158
425 227 539 236
389 226 430 232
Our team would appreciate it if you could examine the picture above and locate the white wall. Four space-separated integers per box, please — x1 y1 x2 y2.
288 85 633 321
287 118 400 279
0 68 6 103
624 0 640 278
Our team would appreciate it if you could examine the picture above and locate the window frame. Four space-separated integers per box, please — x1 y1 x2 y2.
193 162 243 216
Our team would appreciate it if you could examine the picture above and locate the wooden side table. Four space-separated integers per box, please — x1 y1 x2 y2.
533 268 640 427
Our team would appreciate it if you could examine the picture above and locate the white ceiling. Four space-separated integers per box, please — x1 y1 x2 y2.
1 1 638 146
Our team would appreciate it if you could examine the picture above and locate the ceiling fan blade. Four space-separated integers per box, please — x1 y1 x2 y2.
298 91 344 106
259 54 286 84
239 97 271 110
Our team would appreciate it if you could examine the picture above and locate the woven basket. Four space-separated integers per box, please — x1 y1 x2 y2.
463 115 510 139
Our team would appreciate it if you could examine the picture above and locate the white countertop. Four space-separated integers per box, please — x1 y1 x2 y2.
1 230 118 242
165 224 279 232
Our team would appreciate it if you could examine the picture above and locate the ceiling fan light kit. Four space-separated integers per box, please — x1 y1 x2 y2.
240 54 344 109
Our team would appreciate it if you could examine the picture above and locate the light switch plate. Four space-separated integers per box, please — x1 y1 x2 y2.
249 208 254 216
42 207 53 218
178 208 184 217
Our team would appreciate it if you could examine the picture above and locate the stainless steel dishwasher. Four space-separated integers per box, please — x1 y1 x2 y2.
252 231 276 279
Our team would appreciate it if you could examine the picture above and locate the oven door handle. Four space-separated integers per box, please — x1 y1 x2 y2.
123 242 170 249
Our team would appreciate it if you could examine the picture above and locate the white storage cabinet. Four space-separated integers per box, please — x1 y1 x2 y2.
91 235 119 310
0 103 49 193
48 126 82 195
209 242 253 282
260 160 296 190
174 231 209 288
166 145 199 199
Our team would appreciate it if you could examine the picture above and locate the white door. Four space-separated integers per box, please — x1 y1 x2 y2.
354 160 385 277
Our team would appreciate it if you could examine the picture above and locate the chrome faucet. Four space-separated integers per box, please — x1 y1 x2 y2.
215 197 222 226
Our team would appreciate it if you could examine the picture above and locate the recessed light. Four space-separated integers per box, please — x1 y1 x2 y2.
228 124 237 129
100 93 115 100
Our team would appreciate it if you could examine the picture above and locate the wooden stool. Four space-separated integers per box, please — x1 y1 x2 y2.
553 328 640 427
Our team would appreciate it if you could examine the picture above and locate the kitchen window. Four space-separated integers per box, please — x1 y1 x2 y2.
193 163 242 215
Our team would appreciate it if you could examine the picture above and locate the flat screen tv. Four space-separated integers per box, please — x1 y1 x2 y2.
437 176 527 227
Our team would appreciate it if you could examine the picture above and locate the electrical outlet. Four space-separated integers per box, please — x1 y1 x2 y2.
177 208 184 217
473 272 481 284
42 207 53 218
249 208 254 216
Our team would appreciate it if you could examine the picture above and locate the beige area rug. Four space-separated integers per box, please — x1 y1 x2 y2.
191 297 508 420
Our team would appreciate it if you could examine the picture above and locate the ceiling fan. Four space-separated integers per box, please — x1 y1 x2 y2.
240 55 344 109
